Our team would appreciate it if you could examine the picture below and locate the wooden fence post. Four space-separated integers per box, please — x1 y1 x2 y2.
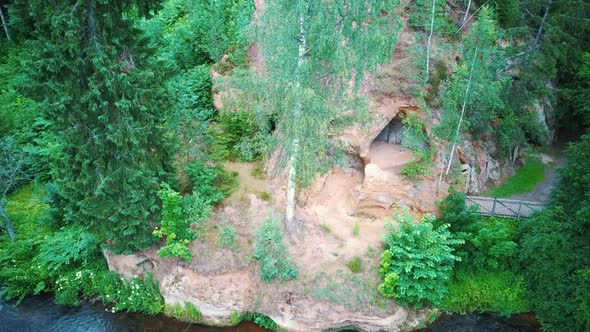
491 198 497 217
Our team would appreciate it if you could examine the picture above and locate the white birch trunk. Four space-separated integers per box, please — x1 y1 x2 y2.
437 45 479 195
462 0 472 25
444 45 478 177
425 0 437 82
0 6 10 40
285 1 309 229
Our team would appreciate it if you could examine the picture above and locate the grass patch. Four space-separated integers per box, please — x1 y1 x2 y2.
320 224 331 233
346 257 362 273
258 191 271 201
441 268 529 315
352 222 360 236
486 158 545 197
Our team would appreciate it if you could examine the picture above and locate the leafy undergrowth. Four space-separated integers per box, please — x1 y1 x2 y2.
1 183 164 314
486 158 545 197
441 268 529 316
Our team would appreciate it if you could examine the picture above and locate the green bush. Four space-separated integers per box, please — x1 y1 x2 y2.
153 183 201 261
253 217 298 282
186 161 238 204
242 312 279 330
167 301 202 321
219 224 237 249
401 161 429 179
435 189 518 271
352 222 360 236
212 109 267 162
379 209 463 308
346 257 362 273
442 268 529 315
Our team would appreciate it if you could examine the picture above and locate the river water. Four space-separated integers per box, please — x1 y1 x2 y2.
1 295 540 332
0 295 269 332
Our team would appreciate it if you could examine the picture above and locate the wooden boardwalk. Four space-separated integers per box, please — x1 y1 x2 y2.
465 196 547 219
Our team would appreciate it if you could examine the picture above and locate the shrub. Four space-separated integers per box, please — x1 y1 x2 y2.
378 209 463 308
401 161 429 179
259 191 271 201
186 161 238 204
346 257 362 273
253 217 298 282
219 224 237 249
213 109 266 162
167 302 201 321
442 268 529 315
352 222 360 236
242 312 279 330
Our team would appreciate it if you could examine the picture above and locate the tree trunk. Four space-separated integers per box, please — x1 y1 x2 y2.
425 0 437 82
285 1 309 230
533 0 552 48
445 45 478 177
0 5 10 40
0 201 15 241
462 0 472 25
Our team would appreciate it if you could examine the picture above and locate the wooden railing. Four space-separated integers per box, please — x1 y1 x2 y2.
465 196 546 219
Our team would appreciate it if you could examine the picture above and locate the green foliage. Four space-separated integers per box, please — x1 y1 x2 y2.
0 184 51 302
242 312 279 330
186 161 238 204
212 109 267 162
167 302 202 321
435 189 519 271
491 0 521 27
35 225 101 278
401 161 429 179
259 191 271 201
486 158 545 197
408 0 454 35
253 217 298 283
379 209 463 308
154 183 207 261
13 0 173 253
167 65 214 114
346 257 362 273
518 136 590 331
352 222 360 237
157 241 193 261
442 268 529 315
219 224 237 249
400 114 431 179
140 0 254 68
0 44 38 137
230 311 242 325
236 0 402 188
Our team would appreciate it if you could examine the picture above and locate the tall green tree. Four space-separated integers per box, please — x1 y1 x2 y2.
519 135 590 331
249 0 402 227
13 0 171 253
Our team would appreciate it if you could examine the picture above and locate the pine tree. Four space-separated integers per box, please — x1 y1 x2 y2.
13 0 171 253
248 0 402 228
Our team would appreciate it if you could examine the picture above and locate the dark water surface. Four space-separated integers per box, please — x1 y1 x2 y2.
416 312 541 332
0 295 269 332
1 295 542 332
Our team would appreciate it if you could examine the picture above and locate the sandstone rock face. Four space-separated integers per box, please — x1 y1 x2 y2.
104 248 428 331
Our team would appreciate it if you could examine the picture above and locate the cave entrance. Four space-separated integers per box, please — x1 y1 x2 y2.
368 114 415 172
374 116 404 145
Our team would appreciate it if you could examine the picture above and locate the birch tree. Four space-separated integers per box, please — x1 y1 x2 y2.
251 0 402 228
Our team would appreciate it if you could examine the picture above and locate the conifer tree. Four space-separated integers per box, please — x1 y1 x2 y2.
250 0 402 228
13 0 171 253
